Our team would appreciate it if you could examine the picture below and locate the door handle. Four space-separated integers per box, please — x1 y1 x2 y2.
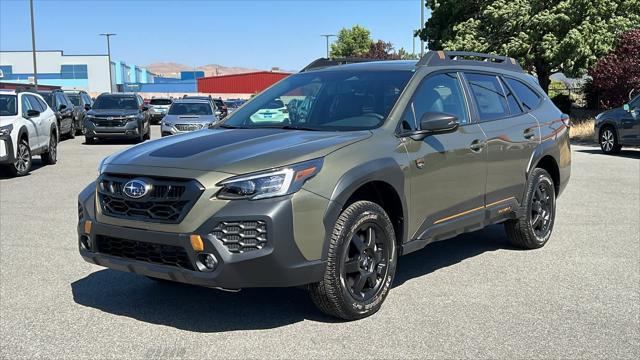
469 139 484 152
523 128 536 139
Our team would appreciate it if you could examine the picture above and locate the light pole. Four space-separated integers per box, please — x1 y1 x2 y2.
320 34 336 59
29 0 38 90
420 0 425 57
99 33 116 92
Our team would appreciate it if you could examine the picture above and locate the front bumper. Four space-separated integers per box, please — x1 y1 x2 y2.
0 134 15 164
85 119 140 139
78 193 326 289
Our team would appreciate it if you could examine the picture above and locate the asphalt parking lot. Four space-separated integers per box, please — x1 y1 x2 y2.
0 126 638 359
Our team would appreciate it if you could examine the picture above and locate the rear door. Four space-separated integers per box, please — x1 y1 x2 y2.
402 71 488 240
464 72 540 208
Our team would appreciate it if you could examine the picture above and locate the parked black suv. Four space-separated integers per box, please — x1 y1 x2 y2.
64 90 93 136
595 92 640 154
78 52 571 320
84 93 151 144
38 90 76 139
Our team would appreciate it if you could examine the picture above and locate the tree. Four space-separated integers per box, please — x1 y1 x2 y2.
363 40 401 60
418 0 491 50
330 25 372 58
586 29 640 109
419 0 640 93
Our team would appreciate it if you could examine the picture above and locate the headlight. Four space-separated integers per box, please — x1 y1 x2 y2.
85 115 95 121
126 115 138 121
217 158 323 200
97 156 109 176
164 121 173 127
0 124 13 136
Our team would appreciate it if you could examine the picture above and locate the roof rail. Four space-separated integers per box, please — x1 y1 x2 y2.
300 57 381 72
418 51 523 72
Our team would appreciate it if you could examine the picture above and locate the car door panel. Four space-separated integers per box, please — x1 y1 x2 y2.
620 97 640 145
400 71 488 241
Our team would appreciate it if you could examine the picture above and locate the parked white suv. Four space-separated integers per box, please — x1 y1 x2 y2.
0 89 58 177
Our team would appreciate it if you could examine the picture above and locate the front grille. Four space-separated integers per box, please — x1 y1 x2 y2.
92 117 128 127
96 235 193 270
175 123 204 132
98 174 203 224
211 220 268 253
78 202 84 220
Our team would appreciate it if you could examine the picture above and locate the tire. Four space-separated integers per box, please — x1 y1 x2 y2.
309 201 397 320
74 119 84 136
6 139 32 177
85 136 95 145
505 168 556 249
599 126 622 154
41 131 58 165
144 125 151 140
67 121 75 139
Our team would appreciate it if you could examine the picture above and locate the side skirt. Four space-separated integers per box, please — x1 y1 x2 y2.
400 197 521 256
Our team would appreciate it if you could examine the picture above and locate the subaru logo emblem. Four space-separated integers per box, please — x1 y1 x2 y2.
123 179 150 199
107 117 113 121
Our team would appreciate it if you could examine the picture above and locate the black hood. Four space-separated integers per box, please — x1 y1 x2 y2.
88 109 140 117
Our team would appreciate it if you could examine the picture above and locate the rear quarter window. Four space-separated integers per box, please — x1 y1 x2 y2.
505 78 542 111
465 73 509 121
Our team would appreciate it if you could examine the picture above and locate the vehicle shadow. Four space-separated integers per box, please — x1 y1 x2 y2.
0 158 45 179
575 148 640 160
71 225 512 331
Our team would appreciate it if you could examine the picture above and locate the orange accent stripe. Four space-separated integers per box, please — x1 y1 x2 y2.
433 197 516 225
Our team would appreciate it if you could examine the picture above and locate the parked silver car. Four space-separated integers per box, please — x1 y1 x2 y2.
148 98 173 124
160 99 218 136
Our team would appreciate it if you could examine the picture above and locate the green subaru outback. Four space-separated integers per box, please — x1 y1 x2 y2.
78 51 571 320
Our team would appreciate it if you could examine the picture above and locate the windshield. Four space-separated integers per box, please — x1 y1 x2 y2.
93 96 139 110
67 94 81 106
222 70 413 131
150 99 172 105
0 95 17 116
168 102 212 115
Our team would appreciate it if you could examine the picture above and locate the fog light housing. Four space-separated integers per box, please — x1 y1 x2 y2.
197 253 218 272
79 235 91 251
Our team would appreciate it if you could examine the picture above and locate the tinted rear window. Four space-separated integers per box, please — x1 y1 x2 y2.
150 99 172 105
505 78 541 111
168 102 212 115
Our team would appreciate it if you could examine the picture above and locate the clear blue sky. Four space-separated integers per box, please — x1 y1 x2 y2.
1 0 431 71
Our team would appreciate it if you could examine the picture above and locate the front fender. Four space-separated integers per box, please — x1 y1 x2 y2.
321 158 407 260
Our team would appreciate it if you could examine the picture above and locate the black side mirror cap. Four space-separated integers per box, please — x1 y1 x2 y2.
58 104 67 111
401 112 459 140
84 104 91 111
25 109 40 118
141 106 149 111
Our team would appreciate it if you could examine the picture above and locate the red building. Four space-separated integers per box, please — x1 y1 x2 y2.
197 71 291 95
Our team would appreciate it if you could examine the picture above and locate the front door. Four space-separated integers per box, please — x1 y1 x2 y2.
20 95 42 149
401 72 487 240
620 95 640 145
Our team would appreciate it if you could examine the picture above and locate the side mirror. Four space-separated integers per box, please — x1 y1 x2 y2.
404 112 459 140
623 104 630 112
141 105 149 111
58 104 67 111
25 109 40 118
84 104 91 111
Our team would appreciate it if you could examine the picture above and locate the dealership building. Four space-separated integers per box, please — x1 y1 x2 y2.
0 50 154 94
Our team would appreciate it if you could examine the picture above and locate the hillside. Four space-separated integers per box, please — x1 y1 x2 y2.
145 62 263 77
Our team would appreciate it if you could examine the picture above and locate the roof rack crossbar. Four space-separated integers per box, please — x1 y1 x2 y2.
300 57 382 72
417 51 523 72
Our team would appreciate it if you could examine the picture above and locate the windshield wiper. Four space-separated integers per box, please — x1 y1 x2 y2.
279 125 320 131
217 124 242 129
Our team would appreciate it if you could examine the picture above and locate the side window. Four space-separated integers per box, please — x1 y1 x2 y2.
21 95 33 113
466 73 509 121
54 93 65 110
629 95 640 109
505 78 541 111
82 94 92 105
500 77 523 115
402 72 469 131
26 95 44 112
36 97 49 112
